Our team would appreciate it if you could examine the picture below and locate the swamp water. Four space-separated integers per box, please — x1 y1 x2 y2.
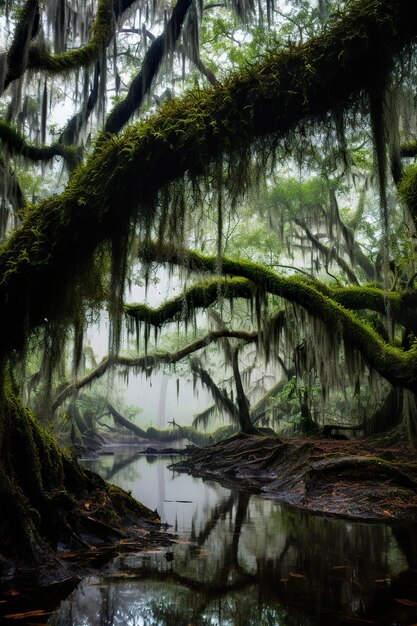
49 446 417 625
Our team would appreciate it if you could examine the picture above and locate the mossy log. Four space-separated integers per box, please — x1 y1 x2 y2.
106 402 233 445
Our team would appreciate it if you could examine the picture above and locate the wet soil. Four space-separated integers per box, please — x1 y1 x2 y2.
174 434 417 521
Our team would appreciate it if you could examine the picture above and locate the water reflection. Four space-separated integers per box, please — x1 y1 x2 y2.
50 447 417 625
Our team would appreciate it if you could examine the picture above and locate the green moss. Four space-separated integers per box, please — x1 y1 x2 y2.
5 384 64 500
0 119 79 168
140 243 417 392
125 277 255 326
105 482 156 522
399 164 417 218
26 0 114 74
400 140 417 158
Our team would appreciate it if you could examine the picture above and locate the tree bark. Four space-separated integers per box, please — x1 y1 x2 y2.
231 348 260 435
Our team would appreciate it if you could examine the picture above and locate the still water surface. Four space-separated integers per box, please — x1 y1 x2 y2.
50 446 417 625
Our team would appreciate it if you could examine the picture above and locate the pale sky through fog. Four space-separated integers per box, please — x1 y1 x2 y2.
87 267 213 427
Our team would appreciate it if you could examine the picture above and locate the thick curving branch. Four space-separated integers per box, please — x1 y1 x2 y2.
3 0 137 90
125 277 257 325
105 0 193 134
52 327 257 411
139 241 417 331
137 242 417 392
0 121 81 168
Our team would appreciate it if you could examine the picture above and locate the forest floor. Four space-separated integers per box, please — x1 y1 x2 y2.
174 434 417 521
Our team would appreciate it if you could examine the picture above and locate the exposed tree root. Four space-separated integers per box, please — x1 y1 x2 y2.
175 435 417 521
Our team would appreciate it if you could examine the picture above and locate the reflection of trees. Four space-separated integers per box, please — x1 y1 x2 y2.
98 450 143 482
51 485 417 625
147 495 417 625
392 524 417 570
157 459 166 521
179 491 254 587
190 492 236 545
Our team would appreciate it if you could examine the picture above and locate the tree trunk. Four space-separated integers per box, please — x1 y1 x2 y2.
404 390 417 448
0 384 156 575
368 387 403 435
231 349 260 436
107 402 147 438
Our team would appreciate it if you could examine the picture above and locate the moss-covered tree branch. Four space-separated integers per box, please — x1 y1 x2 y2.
0 121 81 168
137 243 417 392
52 327 257 411
125 277 257 326
3 0 137 89
139 241 417 332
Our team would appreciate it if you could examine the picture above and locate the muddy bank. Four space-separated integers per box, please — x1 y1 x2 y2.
0 506 173 623
173 435 417 521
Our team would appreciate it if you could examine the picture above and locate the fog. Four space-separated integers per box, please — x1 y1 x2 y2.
87 265 214 427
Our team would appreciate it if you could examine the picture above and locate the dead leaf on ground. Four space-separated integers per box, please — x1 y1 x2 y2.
395 598 417 606
58 552 79 559
4 609 52 619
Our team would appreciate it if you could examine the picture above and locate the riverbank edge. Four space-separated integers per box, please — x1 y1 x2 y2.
172 434 417 522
